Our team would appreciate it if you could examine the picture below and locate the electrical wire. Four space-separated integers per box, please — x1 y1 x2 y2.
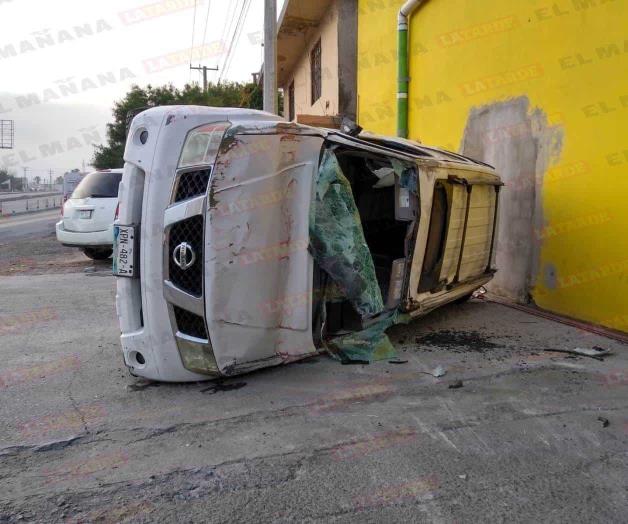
223 0 251 79
218 0 237 59
219 0 252 83
188 0 199 82
200 0 213 55
218 0 243 82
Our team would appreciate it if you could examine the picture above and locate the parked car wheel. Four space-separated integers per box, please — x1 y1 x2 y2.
83 247 112 260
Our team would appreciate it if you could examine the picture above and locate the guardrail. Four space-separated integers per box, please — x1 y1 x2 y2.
0 195 63 216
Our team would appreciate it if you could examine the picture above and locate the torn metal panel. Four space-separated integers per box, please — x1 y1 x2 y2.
206 132 325 374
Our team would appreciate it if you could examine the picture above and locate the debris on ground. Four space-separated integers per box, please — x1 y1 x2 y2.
416 330 499 353
597 416 610 428
417 365 447 378
472 286 487 299
388 359 408 364
341 359 370 365
448 380 464 389
127 381 161 392
200 381 247 394
326 310 411 364
543 347 612 360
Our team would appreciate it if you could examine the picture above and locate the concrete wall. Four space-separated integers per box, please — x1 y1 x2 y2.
357 0 628 332
1 194 63 216
283 3 340 120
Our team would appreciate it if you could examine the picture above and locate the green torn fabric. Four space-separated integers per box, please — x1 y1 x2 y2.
325 310 411 363
309 148 385 318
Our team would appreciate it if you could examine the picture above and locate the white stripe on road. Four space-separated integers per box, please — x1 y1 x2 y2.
0 210 60 230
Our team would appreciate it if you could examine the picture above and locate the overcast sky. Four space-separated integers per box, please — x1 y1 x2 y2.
0 0 283 180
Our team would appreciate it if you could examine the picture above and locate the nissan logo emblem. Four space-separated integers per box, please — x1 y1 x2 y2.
173 242 196 270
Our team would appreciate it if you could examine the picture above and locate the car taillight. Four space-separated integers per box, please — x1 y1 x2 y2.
114 202 119 220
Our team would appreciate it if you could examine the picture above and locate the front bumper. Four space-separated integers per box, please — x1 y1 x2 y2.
56 220 113 247
115 277 212 382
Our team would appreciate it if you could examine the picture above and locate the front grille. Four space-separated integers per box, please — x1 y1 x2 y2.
174 169 211 202
168 216 204 296
173 306 208 339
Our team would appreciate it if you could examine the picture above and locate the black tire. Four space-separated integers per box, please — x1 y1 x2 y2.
83 247 113 260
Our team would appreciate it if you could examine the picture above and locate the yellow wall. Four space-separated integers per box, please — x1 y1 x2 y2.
358 0 628 332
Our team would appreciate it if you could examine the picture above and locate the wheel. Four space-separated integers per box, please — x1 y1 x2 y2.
83 247 113 260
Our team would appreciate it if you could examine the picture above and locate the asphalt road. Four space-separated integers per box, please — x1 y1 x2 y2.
1 261 627 521
0 209 60 242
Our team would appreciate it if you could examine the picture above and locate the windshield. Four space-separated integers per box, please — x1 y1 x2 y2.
71 172 122 199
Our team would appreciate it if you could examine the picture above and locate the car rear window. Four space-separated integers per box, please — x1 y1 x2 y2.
71 172 122 199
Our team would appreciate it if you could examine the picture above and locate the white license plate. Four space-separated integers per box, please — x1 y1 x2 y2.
113 225 137 277
79 210 92 219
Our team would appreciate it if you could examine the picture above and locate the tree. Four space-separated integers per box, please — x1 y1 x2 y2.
92 82 267 169
55 176 64 184
0 168 24 191
33 175 41 185
0 168 11 186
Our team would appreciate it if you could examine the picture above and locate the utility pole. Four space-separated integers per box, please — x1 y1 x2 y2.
263 0 277 114
49 168 53 190
22 167 29 192
189 64 218 92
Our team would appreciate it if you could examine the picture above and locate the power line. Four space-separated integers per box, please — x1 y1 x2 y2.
218 0 237 58
188 0 199 83
218 0 244 83
200 0 213 52
219 0 252 83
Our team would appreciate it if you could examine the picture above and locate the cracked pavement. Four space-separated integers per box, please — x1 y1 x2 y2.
1 270 627 522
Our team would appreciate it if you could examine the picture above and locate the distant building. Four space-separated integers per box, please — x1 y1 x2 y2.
277 0 357 126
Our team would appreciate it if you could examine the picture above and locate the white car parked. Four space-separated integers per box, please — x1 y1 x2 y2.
56 169 123 260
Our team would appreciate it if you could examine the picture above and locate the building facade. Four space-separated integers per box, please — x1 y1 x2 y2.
357 0 628 332
277 0 358 123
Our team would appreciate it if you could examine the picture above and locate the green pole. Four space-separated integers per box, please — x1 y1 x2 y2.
397 25 409 138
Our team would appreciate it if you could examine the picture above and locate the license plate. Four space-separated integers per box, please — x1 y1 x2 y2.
79 210 92 219
113 224 137 278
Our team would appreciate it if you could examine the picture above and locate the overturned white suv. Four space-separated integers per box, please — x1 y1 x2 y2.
114 106 501 382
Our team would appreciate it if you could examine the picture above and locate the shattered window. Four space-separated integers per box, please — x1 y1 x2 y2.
309 145 419 363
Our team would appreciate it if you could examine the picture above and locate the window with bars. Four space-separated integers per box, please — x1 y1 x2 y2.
310 39 322 105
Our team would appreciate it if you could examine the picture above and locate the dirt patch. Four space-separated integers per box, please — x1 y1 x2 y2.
0 234 98 275
415 330 500 353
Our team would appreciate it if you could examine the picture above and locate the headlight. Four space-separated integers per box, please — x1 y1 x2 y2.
178 122 230 168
